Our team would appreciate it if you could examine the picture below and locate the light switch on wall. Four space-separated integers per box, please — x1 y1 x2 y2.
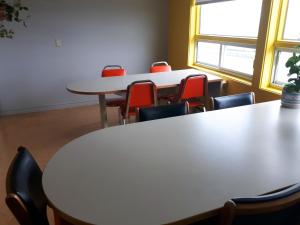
55 40 62 48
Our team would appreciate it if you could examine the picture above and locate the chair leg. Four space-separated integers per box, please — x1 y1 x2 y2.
191 106 206 113
118 107 125 125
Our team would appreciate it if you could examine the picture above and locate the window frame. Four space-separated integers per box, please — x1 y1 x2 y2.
271 48 300 87
188 0 300 94
268 0 300 89
189 0 261 81
195 40 257 79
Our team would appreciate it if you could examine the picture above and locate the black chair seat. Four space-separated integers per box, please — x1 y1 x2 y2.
6 147 49 225
220 183 300 225
212 92 255 110
138 102 189 122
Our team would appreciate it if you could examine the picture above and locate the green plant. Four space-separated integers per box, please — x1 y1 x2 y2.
0 0 28 39
285 46 300 93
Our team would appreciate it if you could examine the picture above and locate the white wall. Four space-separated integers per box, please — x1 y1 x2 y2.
0 0 168 115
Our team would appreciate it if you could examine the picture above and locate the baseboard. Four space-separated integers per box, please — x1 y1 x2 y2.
0 100 99 116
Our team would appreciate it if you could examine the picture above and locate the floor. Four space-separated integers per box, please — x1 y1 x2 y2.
0 105 120 225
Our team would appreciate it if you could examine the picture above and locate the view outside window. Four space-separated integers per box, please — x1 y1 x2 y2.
283 0 300 41
272 51 292 85
196 0 262 77
221 45 255 75
196 42 220 67
200 0 262 38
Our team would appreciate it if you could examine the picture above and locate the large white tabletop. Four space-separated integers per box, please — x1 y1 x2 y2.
66 69 223 128
43 101 300 225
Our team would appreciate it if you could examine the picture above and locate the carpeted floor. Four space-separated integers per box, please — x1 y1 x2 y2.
0 105 121 225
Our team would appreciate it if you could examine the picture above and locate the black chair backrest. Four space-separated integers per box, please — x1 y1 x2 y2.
6 147 49 225
138 102 189 122
219 183 300 225
212 92 255 110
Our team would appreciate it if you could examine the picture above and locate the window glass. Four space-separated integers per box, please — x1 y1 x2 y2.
199 0 262 38
221 45 255 75
283 0 300 41
196 42 220 67
272 51 293 85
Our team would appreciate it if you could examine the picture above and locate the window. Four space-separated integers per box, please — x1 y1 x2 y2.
282 0 300 41
196 42 220 67
199 0 261 38
271 0 300 86
191 0 263 78
272 50 294 85
189 0 300 92
221 45 256 75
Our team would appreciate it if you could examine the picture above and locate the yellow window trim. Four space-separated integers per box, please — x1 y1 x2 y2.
195 35 257 46
188 0 198 67
257 0 282 91
260 0 299 92
189 0 299 96
259 85 282 96
276 0 289 41
275 41 300 49
190 64 252 87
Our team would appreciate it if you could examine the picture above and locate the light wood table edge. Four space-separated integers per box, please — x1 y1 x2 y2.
46 195 94 225
47 194 221 225
165 208 221 225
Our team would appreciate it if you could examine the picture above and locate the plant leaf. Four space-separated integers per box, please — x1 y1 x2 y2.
289 65 300 75
286 55 300 67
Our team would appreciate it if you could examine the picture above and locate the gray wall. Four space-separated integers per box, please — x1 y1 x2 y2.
0 0 168 115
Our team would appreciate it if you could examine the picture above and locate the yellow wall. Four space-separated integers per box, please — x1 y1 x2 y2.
168 0 280 103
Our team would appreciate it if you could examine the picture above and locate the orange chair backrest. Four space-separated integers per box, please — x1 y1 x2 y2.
101 65 126 77
125 80 157 115
150 61 172 73
178 75 208 100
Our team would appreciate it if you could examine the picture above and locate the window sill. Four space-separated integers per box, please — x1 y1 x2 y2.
259 86 282 96
190 64 252 87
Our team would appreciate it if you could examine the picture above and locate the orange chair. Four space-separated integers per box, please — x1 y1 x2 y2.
101 65 126 107
101 65 126 77
150 61 172 73
170 74 208 112
150 61 173 102
120 80 157 124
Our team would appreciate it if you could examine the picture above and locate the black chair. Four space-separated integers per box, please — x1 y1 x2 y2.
138 102 189 122
219 183 300 225
211 92 255 110
6 146 49 225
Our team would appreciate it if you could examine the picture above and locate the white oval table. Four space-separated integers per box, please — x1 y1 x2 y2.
66 69 223 128
43 100 300 225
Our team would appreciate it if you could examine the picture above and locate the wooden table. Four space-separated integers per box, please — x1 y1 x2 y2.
66 69 223 128
42 101 300 225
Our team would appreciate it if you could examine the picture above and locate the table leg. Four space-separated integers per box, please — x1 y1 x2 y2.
98 94 108 128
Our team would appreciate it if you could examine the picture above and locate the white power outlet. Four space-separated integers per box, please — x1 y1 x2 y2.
55 40 62 48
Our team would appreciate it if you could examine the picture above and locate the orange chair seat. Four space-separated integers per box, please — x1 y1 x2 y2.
120 80 157 123
101 65 126 108
167 74 208 111
102 68 126 77
150 65 172 73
